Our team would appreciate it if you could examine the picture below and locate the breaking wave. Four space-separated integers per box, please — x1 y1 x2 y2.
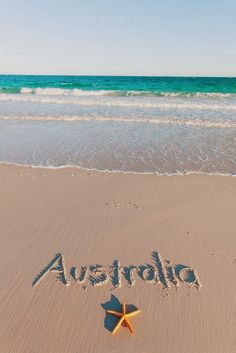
19 87 236 98
1 92 236 112
0 86 236 98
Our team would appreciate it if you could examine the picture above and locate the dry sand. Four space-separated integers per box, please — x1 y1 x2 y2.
0 164 235 353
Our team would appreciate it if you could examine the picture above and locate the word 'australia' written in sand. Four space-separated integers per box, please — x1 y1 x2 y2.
32 251 201 290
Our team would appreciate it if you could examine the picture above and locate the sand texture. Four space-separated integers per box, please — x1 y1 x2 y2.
0 164 235 353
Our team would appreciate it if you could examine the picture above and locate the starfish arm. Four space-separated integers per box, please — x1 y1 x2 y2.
125 309 142 318
122 302 126 315
124 318 134 334
112 317 124 335
106 310 123 318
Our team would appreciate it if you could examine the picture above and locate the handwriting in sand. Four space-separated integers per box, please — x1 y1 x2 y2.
32 251 201 290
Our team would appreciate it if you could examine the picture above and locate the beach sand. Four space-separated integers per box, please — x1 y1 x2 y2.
0 164 235 353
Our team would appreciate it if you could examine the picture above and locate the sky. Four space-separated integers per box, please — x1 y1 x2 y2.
0 0 236 76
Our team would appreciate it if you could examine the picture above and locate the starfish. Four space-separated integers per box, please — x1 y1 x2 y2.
106 302 141 334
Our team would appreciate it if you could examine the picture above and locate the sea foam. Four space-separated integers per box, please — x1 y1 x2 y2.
1 92 236 112
17 87 236 98
0 114 235 128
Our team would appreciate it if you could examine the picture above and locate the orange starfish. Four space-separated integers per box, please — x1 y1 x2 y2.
106 302 141 334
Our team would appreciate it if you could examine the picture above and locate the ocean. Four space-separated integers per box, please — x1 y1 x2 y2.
0 75 235 175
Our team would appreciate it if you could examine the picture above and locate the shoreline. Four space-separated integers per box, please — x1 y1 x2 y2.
0 161 235 177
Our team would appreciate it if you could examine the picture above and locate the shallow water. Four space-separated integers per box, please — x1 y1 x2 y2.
0 75 235 175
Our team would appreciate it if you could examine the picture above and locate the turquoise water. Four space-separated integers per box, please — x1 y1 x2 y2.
0 75 236 95
0 75 235 175
1 75 236 95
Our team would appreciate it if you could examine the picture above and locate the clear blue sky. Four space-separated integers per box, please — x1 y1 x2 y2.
0 0 235 76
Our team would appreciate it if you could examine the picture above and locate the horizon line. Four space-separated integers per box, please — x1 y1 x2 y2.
0 73 236 79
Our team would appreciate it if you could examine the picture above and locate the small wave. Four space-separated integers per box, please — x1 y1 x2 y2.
20 87 34 94
0 87 21 94
125 91 236 98
1 114 235 128
20 87 118 96
15 87 236 98
1 92 236 112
